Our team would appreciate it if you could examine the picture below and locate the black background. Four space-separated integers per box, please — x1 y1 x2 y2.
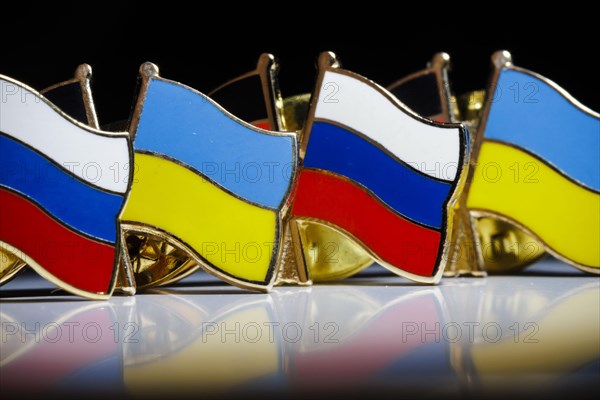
1 2 598 126
0 4 598 399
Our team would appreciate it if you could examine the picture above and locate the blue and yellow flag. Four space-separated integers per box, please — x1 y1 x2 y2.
468 52 600 271
120 63 297 290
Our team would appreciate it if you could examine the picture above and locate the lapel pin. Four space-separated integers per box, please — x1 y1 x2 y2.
119 62 297 292
287 52 469 284
462 51 600 274
277 53 465 283
0 69 132 299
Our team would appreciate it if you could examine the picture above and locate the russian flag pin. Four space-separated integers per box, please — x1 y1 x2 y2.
0 66 133 299
287 52 470 284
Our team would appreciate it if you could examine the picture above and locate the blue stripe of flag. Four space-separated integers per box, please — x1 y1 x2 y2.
304 122 451 229
133 79 295 209
485 69 600 192
0 134 123 243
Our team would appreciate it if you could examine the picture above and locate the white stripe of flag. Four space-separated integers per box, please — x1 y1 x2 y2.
0 78 130 193
315 71 461 181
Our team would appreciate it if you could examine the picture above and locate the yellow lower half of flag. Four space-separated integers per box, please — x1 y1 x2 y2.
468 141 600 268
121 153 277 283
124 304 279 393
471 287 599 377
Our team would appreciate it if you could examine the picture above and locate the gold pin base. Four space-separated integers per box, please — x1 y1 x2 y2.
472 216 545 273
120 225 200 291
280 95 374 283
273 228 312 286
293 220 373 281
0 247 27 285
445 90 547 276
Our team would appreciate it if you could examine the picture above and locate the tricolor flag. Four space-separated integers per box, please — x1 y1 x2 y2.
290 52 469 283
466 51 600 272
0 75 131 298
208 53 283 131
387 52 453 122
120 63 297 291
0 65 101 285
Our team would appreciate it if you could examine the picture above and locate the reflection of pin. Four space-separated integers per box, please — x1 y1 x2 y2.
288 52 469 283
464 278 599 393
119 293 282 395
463 51 600 274
0 71 132 299
438 270 600 394
0 301 123 396
286 288 454 388
116 294 209 365
119 62 297 292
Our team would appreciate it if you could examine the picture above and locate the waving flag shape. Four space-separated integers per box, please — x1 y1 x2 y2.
290 53 468 283
0 76 131 298
467 52 600 271
120 63 296 291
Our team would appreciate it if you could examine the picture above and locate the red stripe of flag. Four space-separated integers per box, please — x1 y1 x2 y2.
252 120 271 130
292 294 441 383
291 170 440 277
0 188 116 293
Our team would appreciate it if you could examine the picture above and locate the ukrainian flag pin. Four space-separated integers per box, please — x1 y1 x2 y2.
460 51 600 274
118 61 298 292
119 54 289 291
